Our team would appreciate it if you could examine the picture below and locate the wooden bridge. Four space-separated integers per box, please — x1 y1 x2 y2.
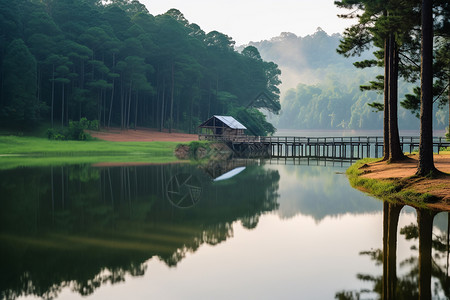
199 134 450 159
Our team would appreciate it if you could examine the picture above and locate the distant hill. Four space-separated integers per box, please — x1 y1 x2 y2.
245 28 374 94
241 28 447 131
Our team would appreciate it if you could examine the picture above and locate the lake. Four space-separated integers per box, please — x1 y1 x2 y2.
1 159 448 299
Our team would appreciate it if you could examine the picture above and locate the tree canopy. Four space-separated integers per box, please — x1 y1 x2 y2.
0 0 281 135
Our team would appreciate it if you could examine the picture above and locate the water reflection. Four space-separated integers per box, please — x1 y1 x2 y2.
337 204 450 300
0 162 279 299
268 161 381 220
6 158 443 299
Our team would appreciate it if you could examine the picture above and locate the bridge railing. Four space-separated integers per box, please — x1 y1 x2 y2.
198 134 449 158
199 134 449 146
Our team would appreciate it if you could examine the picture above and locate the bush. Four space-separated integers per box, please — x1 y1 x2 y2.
88 119 99 131
47 118 97 140
47 128 66 140
67 120 88 140
188 141 208 158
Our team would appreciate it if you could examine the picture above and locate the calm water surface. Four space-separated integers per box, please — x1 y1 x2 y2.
1 159 448 299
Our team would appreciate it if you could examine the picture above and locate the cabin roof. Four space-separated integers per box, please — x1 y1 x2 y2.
199 115 247 130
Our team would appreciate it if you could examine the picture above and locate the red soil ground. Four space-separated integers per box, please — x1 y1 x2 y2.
88 127 199 142
361 154 450 209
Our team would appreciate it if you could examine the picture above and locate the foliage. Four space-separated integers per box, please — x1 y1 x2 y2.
186 141 210 159
1 39 40 127
277 76 424 130
232 107 276 136
248 29 448 131
47 118 97 140
0 1 281 133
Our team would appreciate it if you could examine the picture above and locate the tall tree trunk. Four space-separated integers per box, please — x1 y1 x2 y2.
51 64 55 128
388 33 404 161
189 95 194 134
417 209 434 300
37 67 41 119
160 78 165 132
61 83 64 127
134 91 139 129
383 37 390 160
169 62 174 133
127 81 132 129
108 79 114 128
120 81 123 129
102 89 106 127
97 90 101 124
417 0 436 175
66 83 69 124
79 59 85 120
382 201 389 299
108 53 115 128
156 66 160 129
120 80 124 129
207 79 212 118
386 203 403 299
216 73 219 114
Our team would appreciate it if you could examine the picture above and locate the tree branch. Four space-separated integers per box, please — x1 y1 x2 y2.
433 82 450 103
398 52 420 69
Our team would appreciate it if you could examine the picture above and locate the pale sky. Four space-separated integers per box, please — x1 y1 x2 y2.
140 0 357 45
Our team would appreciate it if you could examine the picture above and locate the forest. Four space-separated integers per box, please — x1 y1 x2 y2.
0 0 281 136
248 28 449 131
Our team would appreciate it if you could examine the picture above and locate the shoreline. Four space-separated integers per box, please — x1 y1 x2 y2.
2 129 449 211
348 154 450 211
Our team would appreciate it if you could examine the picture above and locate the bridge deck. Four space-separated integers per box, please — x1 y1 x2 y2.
199 134 450 159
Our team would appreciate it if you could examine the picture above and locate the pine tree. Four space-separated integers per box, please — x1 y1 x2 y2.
1 39 38 127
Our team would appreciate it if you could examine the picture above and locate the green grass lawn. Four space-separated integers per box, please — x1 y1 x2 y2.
0 136 181 169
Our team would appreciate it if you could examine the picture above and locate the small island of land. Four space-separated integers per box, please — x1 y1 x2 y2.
348 154 450 211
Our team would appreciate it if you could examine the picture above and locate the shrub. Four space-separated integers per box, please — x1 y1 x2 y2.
47 118 97 140
88 119 99 131
47 128 66 140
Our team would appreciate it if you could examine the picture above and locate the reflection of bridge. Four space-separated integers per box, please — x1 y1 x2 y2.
199 134 450 159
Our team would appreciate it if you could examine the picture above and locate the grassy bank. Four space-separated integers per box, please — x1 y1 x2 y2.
0 136 180 169
0 136 178 155
346 158 438 207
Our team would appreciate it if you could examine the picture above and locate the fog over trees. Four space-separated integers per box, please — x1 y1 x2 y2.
247 28 448 131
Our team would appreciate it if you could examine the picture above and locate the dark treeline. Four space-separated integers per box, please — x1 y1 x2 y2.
0 0 281 135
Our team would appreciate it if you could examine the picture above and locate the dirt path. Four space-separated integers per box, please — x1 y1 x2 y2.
88 127 199 142
361 154 450 209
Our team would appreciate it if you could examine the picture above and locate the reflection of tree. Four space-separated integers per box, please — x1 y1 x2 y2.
0 162 279 299
335 206 449 300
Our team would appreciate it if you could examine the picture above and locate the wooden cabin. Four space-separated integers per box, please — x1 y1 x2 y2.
198 115 246 140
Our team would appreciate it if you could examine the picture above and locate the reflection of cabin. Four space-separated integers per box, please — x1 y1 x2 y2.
198 115 246 140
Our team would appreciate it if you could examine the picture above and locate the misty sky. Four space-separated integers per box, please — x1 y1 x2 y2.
140 0 357 45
